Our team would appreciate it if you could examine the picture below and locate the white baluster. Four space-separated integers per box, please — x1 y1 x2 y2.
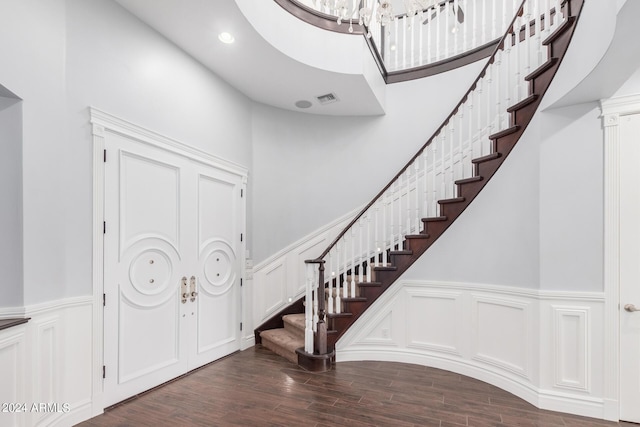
431 140 437 215
366 212 372 282
524 1 532 88
410 15 415 68
513 16 522 104
350 228 356 298
453 0 459 55
476 78 483 155
374 203 380 267
436 3 441 60
502 0 508 40
449 120 455 197
534 0 543 67
402 16 407 69
327 250 334 314
472 0 478 48
312 275 318 332
423 149 429 219
468 88 475 171
358 219 364 284
481 0 487 47
394 18 399 70
382 192 388 266
504 31 512 128
462 0 468 52
543 0 551 38
440 132 446 200
458 107 464 181
427 5 432 63
342 236 348 299
445 0 450 58
419 12 423 66
486 66 493 148
414 159 420 233
491 0 497 39
406 167 412 235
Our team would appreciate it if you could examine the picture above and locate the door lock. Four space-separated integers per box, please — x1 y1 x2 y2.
180 277 188 304
190 276 198 302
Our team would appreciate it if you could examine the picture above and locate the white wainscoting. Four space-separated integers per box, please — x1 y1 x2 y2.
336 280 606 419
0 297 94 427
251 207 361 333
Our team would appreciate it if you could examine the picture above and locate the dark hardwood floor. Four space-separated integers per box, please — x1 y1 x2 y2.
78 347 635 427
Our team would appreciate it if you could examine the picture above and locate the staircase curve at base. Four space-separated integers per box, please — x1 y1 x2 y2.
256 0 585 372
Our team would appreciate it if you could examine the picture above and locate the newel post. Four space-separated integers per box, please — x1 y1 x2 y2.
315 261 327 355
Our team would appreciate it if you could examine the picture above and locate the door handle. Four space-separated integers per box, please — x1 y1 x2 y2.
180 277 188 304
624 303 639 312
189 276 198 302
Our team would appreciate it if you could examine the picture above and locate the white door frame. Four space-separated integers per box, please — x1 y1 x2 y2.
601 93 640 422
89 107 248 415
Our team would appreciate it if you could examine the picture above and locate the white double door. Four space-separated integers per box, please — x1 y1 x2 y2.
103 132 244 406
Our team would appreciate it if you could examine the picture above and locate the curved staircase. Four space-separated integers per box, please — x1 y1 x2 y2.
256 0 584 371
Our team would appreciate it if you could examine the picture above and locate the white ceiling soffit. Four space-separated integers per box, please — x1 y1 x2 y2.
115 0 386 116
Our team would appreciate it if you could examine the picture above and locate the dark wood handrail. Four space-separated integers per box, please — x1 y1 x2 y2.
311 0 529 262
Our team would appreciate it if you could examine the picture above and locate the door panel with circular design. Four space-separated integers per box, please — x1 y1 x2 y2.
103 133 244 406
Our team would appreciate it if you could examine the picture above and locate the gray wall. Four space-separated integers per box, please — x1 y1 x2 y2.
0 95 23 308
251 61 483 262
0 0 253 305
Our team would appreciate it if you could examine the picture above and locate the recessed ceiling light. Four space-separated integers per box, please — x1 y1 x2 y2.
295 100 312 109
218 32 235 44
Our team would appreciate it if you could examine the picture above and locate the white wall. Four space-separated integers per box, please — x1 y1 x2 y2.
0 0 252 306
0 95 23 308
251 60 483 262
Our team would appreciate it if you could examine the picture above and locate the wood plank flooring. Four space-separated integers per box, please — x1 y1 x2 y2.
78 347 636 427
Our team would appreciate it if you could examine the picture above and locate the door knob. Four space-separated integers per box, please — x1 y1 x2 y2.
624 304 639 312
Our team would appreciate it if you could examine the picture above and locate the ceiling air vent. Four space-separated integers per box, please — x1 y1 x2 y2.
316 93 339 105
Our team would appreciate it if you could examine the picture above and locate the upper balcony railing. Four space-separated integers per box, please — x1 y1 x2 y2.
277 0 521 81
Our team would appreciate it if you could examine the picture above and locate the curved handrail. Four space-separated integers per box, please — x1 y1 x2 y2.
311 0 527 263
274 0 507 80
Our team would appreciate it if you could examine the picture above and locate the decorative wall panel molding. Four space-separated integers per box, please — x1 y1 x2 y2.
0 298 94 427
336 280 606 419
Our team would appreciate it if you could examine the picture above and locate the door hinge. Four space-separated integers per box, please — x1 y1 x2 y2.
103 365 106 379
240 278 243 287
103 149 107 163
240 322 243 331
103 293 106 306
103 221 106 234
240 233 243 242
241 189 243 198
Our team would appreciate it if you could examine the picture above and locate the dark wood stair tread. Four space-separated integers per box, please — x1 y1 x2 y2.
342 297 368 302
327 312 353 318
438 197 465 205
507 94 538 112
405 234 430 239
525 57 558 81
373 265 397 271
422 216 448 222
455 176 483 185
471 152 501 164
488 125 520 140
390 249 413 255
357 281 382 287
542 16 576 46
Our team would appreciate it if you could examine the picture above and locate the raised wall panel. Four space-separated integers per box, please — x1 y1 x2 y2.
32 317 59 426
261 261 287 320
553 306 590 391
359 312 396 345
472 295 531 379
406 290 462 355
0 330 25 427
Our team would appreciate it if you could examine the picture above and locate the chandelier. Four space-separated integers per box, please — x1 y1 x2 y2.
312 0 438 34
